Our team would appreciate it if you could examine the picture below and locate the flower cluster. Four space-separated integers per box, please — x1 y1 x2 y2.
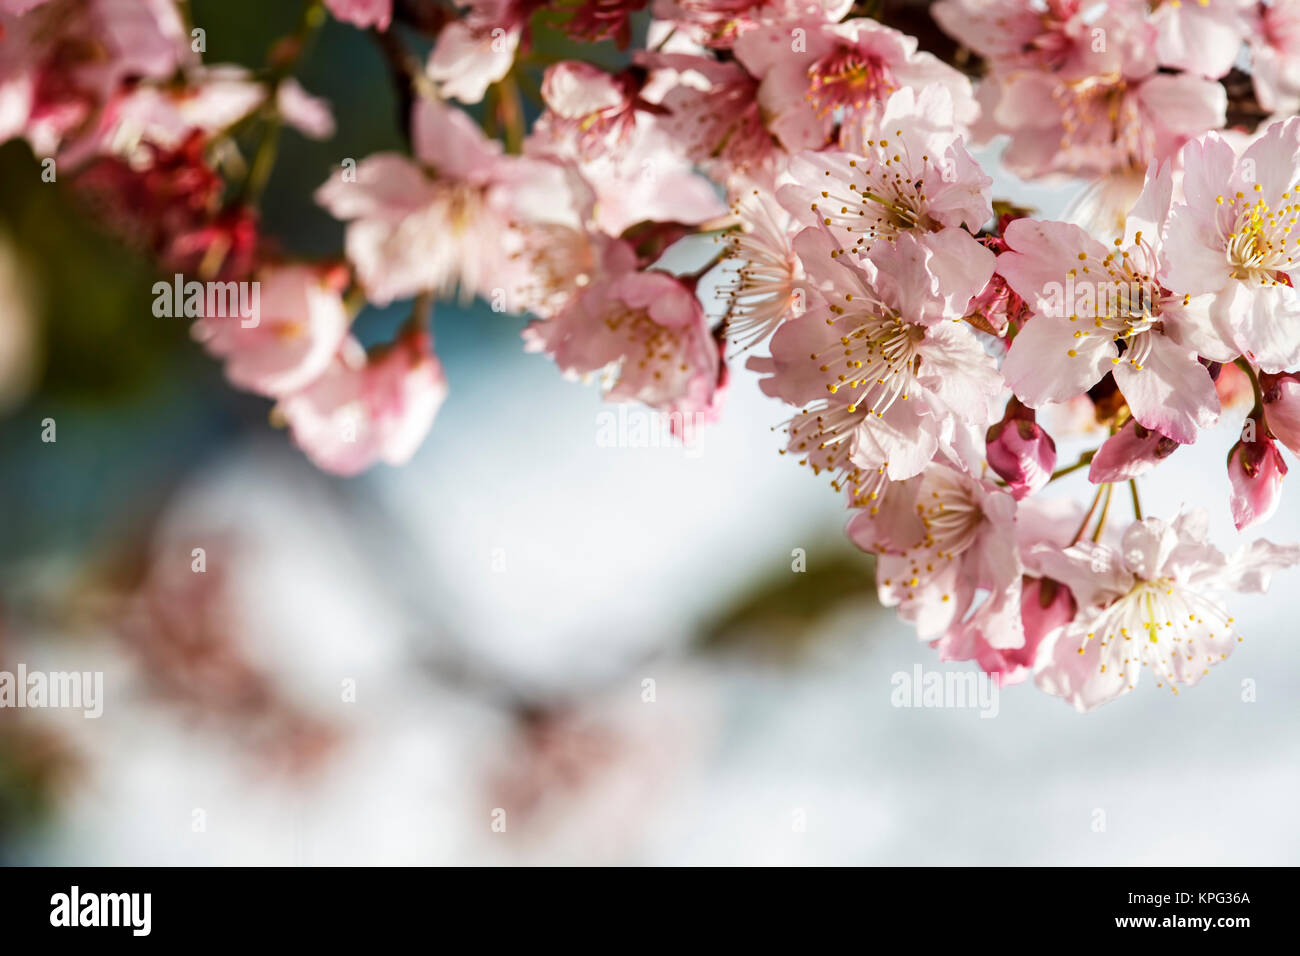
6 0 1300 709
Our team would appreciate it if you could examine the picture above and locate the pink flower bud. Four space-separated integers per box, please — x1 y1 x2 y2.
986 398 1056 499
1019 576 1075 663
939 576 1074 687
1088 418 1179 483
1262 371 1300 457
1228 419 1288 530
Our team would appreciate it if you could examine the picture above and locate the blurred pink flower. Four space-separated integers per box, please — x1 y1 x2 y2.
933 0 1154 80
193 263 351 399
317 98 581 305
323 0 391 30
1151 0 1251 79
277 329 448 476
427 19 520 104
641 53 780 183
984 69 1225 181
1251 0 1300 113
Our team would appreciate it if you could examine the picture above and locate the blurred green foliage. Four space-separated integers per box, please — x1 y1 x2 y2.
0 141 185 404
702 535 879 659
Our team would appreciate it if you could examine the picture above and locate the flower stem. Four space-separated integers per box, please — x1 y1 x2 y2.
1092 483 1114 543
239 0 325 206
1071 484 1106 545
1049 449 1096 482
497 72 525 155
1129 478 1142 521
652 26 678 53
1235 357 1265 417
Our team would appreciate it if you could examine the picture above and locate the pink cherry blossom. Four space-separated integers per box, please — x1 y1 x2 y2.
1163 119 1300 373
778 86 994 314
1 0 194 157
276 328 448 476
316 98 581 306
860 463 1024 646
427 20 520 105
996 165 1222 445
651 0 851 50
981 68 1225 181
756 228 999 483
933 0 1153 81
733 15 976 154
525 105 725 236
640 52 781 183
717 186 810 350
14 0 1300 717
1251 0 1300 114
523 238 721 420
193 263 351 398
538 61 642 157
1033 511 1300 711
277 78 336 140
323 0 391 30
1151 0 1251 79
82 67 265 161
934 496 1083 686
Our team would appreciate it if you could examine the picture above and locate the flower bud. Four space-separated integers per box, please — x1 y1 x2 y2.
986 398 1056 499
1228 416 1288 530
1088 418 1179 483
1261 371 1300 457
1021 576 1075 658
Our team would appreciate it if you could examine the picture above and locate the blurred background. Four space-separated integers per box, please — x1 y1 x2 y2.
2 2 1299 866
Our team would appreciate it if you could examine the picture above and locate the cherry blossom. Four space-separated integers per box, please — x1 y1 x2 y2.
523 238 722 419
755 228 999 482
277 328 448 476
1151 0 1252 79
996 164 1222 445
733 15 976 153
1033 512 1300 711
317 98 580 305
193 263 351 398
779 86 994 313
1163 118 1300 373
323 0 391 30
1251 0 1300 114
1262 370 1300 456
4 0 1297 710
